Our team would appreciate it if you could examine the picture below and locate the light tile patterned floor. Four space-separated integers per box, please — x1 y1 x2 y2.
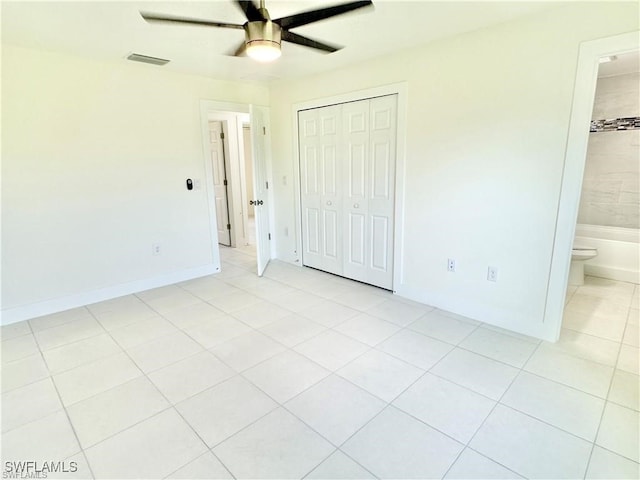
1 247 639 479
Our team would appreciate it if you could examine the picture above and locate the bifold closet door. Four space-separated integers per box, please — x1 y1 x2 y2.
299 95 397 290
299 105 343 276
343 95 396 289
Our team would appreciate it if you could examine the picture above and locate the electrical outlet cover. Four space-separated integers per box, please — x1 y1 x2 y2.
487 266 498 282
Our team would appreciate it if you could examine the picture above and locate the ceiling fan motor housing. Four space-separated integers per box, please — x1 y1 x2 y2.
245 20 282 49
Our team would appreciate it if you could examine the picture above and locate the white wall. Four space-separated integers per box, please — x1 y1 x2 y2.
1 45 268 323
268 2 639 340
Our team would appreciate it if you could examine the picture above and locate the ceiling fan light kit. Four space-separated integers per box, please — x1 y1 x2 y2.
141 0 373 63
245 21 282 62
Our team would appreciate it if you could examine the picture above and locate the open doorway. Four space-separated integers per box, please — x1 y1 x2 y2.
568 50 640 285
208 120 233 247
199 100 273 276
545 31 639 341
560 49 640 341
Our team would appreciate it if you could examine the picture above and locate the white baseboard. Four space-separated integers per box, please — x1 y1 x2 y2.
393 284 553 341
1 264 220 326
584 265 640 285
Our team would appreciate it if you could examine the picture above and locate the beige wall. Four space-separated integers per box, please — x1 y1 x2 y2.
268 2 639 339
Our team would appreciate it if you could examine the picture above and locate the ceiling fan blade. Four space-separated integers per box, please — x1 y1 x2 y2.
282 30 341 53
140 12 243 29
230 41 247 57
275 1 372 30
234 0 266 22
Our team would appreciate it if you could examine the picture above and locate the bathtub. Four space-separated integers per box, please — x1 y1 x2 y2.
575 224 640 284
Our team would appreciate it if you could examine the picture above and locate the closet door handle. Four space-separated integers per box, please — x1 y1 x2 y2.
326 201 332 206
353 203 360 209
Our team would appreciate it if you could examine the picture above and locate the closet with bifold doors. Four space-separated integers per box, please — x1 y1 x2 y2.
298 94 398 290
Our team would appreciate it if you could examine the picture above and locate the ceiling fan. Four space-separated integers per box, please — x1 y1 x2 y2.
140 0 373 62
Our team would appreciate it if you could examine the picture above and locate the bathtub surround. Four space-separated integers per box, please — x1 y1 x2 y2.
578 130 640 229
575 224 640 284
578 71 640 230
592 70 639 119
590 117 640 132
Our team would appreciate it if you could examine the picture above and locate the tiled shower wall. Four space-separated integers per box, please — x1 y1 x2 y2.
578 71 639 229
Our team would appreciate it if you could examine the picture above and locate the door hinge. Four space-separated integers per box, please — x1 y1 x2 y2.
268 233 271 240
262 126 266 135
227 224 231 230
220 132 225 139
223 179 227 186
265 181 269 189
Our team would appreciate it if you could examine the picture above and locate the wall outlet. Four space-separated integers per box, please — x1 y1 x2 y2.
487 266 498 282
447 258 456 272
152 243 161 256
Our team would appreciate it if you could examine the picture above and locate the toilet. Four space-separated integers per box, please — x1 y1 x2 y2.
569 245 598 285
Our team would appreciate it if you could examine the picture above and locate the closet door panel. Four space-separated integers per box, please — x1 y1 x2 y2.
348 212 366 267
300 106 343 275
366 95 397 289
342 100 371 284
299 110 323 270
322 142 340 266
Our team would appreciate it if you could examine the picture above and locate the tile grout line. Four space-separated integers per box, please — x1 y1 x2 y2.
297 319 485 478
440 336 546 479
29 312 98 480
78 306 227 479
580 318 634 478
174 267 391 478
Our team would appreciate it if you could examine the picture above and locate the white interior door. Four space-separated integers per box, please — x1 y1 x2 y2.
250 105 271 276
209 121 231 246
299 95 397 290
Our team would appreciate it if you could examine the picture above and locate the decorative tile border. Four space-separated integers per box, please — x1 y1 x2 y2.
590 117 640 132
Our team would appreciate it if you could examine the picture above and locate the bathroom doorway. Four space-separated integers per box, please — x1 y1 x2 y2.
545 30 639 342
568 50 640 289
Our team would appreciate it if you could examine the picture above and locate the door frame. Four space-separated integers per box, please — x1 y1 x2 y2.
199 100 273 270
208 119 233 246
544 31 639 341
291 82 408 292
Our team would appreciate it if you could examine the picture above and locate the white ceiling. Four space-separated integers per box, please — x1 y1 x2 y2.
598 50 640 78
3 1 564 84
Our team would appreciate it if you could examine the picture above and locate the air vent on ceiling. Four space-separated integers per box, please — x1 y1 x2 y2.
126 53 170 66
